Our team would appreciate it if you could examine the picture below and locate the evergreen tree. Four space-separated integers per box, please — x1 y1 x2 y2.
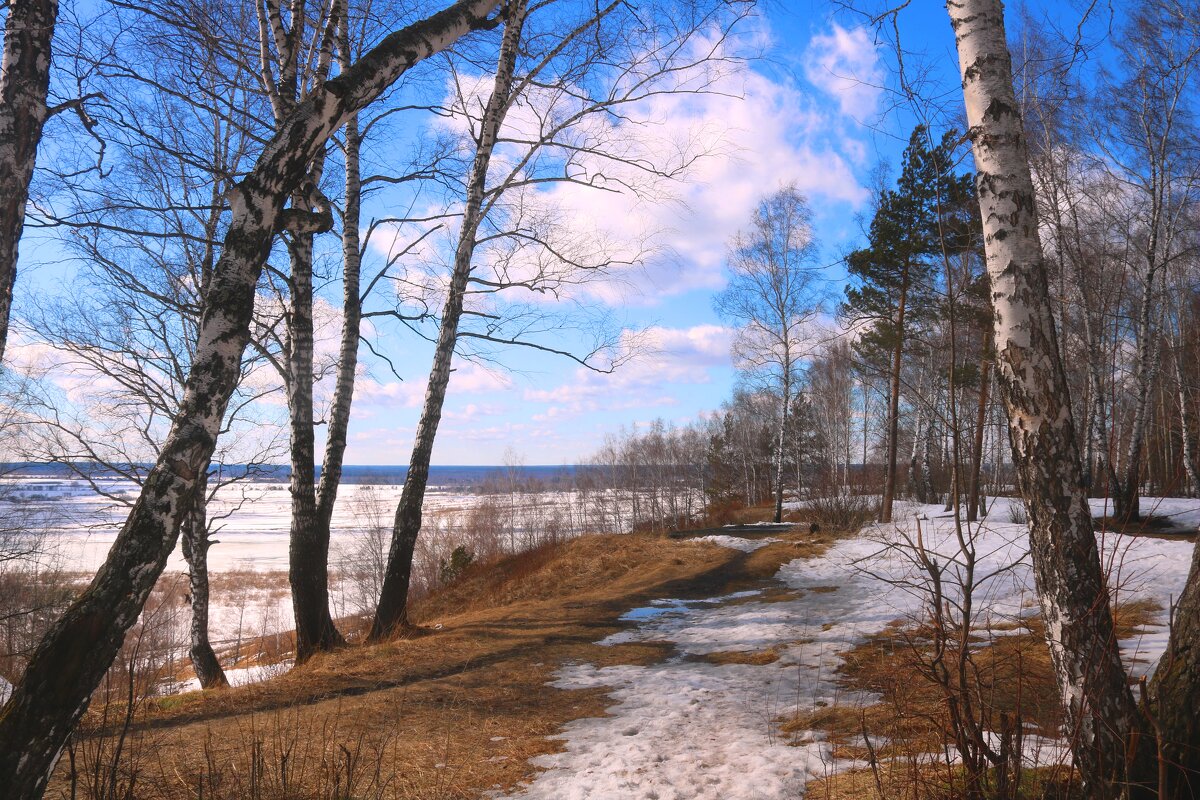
841 126 975 521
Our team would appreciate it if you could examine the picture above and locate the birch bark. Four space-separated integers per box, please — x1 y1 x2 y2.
0 0 57 365
0 3 499 796
179 472 228 689
370 0 526 639
947 0 1151 794
312 13 365 611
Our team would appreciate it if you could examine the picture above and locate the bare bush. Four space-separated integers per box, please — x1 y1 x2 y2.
805 483 877 531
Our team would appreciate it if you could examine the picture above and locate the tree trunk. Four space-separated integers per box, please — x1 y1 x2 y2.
370 0 525 641
1175 341 1200 497
287 224 344 661
0 0 57 366
966 359 990 523
773 371 789 524
313 23 364 579
0 4 499 795
179 473 228 689
947 1 1153 795
919 393 936 504
1116 274 1164 522
908 393 925 501
1150 544 1200 798
881 265 910 523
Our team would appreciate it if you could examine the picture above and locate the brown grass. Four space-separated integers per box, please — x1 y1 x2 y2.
784 598 1164 800
695 648 782 666
56 530 836 799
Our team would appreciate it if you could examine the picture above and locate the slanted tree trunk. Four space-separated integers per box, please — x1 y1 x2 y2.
947 0 1153 795
0 4 499 796
179 472 228 689
881 263 911 523
0 0 57 366
371 0 525 641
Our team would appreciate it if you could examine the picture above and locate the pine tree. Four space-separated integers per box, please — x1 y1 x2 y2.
841 126 974 521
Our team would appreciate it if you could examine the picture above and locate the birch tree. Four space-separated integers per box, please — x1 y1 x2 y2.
20 0 283 689
369 0 749 638
0 2 500 796
251 0 349 660
946 0 1153 794
0 0 57 367
715 186 822 524
1096 0 1200 521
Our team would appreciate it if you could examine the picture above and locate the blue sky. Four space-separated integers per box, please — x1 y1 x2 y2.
11 0 1087 466
332 0 959 466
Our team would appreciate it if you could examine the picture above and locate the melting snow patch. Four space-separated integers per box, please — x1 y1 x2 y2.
498 500 1197 799
166 660 294 695
692 535 781 552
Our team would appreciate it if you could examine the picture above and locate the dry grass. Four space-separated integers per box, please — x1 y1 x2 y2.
54 530 829 800
695 648 782 666
784 598 1164 800
804 761 1081 800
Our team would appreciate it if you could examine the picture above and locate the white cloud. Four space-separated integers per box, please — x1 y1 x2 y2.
804 24 884 120
522 324 733 421
355 362 513 410
380 21 873 313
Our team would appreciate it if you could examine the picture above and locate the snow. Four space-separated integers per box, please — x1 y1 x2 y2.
166 661 294 694
499 498 1197 799
691 535 781 552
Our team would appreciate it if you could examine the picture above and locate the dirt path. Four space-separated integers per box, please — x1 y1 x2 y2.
57 529 838 799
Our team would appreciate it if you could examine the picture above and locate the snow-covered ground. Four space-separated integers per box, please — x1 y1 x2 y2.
498 498 1197 799
1 479 463 574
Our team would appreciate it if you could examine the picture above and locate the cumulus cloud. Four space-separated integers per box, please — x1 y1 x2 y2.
804 24 884 120
376 21 874 314
355 362 513 410
521 324 733 421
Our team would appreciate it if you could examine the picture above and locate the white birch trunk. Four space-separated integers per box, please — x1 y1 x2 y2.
947 0 1151 794
0 3 500 796
371 0 525 638
0 0 57 366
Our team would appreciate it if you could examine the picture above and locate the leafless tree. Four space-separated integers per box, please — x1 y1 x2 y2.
0 2 501 796
369 0 752 638
947 0 1154 794
715 186 823 523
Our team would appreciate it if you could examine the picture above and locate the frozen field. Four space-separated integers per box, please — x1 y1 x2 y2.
1 477 485 574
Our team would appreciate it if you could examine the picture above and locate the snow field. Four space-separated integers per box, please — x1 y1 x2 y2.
499 499 1197 798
